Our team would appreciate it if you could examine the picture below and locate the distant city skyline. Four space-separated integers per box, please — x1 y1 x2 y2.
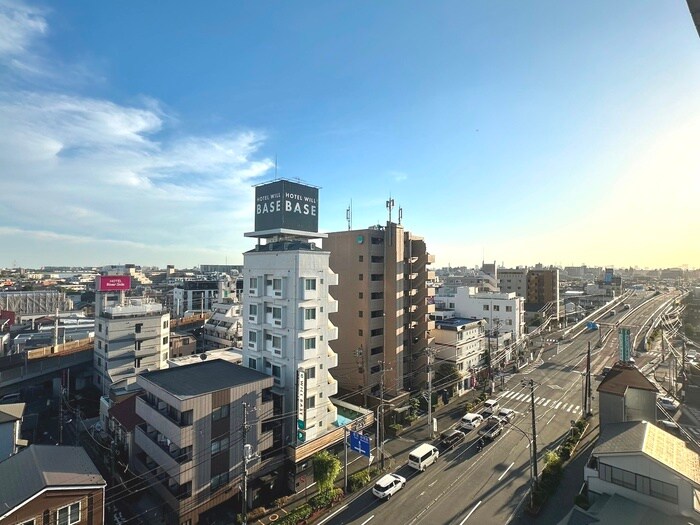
1 1 698 269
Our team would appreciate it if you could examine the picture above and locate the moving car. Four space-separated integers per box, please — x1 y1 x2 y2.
483 399 499 415
372 473 406 500
460 413 484 431
439 429 466 451
478 419 503 441
497 408 516 423
408 443 440 471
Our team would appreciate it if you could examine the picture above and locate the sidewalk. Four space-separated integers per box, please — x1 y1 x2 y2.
513 417 601 525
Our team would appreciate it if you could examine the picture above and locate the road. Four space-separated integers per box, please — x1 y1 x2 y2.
325 291 677 525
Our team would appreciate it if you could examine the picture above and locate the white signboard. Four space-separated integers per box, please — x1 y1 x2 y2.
297 368 306 427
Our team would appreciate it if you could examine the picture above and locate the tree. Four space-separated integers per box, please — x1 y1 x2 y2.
312 450 341 493
435 363 461 392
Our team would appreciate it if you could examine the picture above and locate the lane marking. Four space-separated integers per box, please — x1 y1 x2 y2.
360 516 375 525
498 462 515 481
316 504 348 525
428 480 437 487
547 414 556 425
419 491 425 496
459 500 483 525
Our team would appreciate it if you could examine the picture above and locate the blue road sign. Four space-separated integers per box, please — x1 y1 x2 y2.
349 431 371 457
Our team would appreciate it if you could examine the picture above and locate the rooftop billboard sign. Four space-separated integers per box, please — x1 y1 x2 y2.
96 275 131 292
254 180 318 233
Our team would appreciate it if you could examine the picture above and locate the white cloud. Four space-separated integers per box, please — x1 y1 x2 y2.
0 1 273 267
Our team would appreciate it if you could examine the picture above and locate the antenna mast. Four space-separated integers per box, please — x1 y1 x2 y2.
346 200 352 230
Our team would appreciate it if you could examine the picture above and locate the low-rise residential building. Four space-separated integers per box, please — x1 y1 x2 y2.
132 360 275 525
0 402 26 460
0 444 106 525
584 420 700 521
433 318 485 395
169 331 197 358
201 299 243 349
597 363 658 427
107 394 144 468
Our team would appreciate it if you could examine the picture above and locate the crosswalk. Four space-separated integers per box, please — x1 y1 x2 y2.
498 390 581 414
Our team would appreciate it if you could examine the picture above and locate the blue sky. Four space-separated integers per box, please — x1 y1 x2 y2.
1 0 699 269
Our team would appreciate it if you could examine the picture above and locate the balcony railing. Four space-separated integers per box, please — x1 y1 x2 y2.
139 395 192 428
136 423 192 464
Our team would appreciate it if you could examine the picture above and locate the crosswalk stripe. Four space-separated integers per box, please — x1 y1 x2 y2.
575 406 580 413
566 405 573 412
554 401 562 409
506 391 517 399
537 398 545 405
516 393 527 401
561 403 570 411
543 400 550 407
534 396 541 403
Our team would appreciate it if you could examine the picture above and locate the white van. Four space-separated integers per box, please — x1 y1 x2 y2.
483 399 499 415
408 443 440 471
460 413 484 431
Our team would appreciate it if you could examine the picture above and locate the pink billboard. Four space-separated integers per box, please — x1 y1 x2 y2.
96 275 131 291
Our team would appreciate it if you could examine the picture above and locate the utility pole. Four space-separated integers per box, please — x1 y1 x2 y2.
58 384 63 445
585 341 592 416
425 348 437 439
526 379 539 490
241 402 257 525
344 426 348 492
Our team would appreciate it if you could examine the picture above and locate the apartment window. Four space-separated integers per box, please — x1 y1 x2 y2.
370 310 383 318
358 329 363 336
248 358 256 369
211 436 230 455
272 365 281 378
493 305 500 312
97 357 102 367
163 320 169 329
266 333 282 350
358 311 363 318
306 367 316 379
359 255 364 262
134 357 142 368
371 256 384 263
304 338 316 350
359 274 364 281
135 323 142 334
306 396 316 409
506 319 513 326
104 343 108 352
162 336 169 345
359 292 363 299
269 306 282 320
98 323 102 332
304 308 316 321
371 237 383 244
98 341 102 350
370 274 383 281
371 328 383 337
212 405 230 421
249 331 257 343
304 278 316 291
371 292 384 300
273 278 282 292
211 471 229 491
599 462 678 504
483 305 489 311
371 346 383 355
249 277 258 290
249 304 258 317
56 502 80 525
370 365 381 374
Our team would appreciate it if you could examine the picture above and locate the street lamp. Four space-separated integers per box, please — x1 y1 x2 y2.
505 420 535 510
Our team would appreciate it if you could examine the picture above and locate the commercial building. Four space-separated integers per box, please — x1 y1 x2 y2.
324 221 435 396
527 268 560 318
0 445 106 524
93 275 170 393
241 180 372 493
132 360 274 525
584 420 700 521
497 268 528 298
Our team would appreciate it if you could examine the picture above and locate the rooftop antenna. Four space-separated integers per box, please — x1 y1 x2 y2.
386 197 395 246
346 200 352 230
274 154 278 179
398 206 403 225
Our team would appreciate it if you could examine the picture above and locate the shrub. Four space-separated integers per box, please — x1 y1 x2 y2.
309 488 342 511
348 470 370 493
274 496 289 509
388 423 403 433
313 451 342 493
247 507 266 520
575 419 587 432
276 503 312 525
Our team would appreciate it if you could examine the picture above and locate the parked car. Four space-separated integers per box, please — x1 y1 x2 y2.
439 429 466 451
372 473 406 500
658 396 679 412
460 413 484 431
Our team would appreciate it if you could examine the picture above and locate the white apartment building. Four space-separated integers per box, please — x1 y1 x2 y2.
433 317 485 395
242 242 339 445
94 297 170 393
201 299 243 349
